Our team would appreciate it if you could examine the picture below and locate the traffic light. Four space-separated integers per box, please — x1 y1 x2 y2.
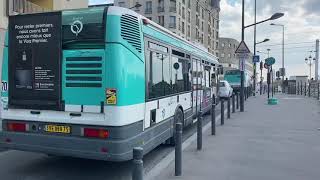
276 71 280 78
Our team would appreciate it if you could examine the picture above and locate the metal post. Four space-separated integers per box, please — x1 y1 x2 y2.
132 147 144 180
232 93 235 113
315 39 319 81
236 92 239 109
296 82 299 95
305 82 307 96
175 123 182 176
317 83 320 100
309 83 311 97
227 97 231 119
253 0 257 97
221 99 224 125
211 99 216 136
240 0 245 112
197 111 202 150
301 81 303 95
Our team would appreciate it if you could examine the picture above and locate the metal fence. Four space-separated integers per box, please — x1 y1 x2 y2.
288 81 320 100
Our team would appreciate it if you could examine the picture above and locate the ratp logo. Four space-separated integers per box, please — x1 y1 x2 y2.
70 20 83 36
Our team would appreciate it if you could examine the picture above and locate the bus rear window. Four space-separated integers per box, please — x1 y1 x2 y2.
62 7 106 49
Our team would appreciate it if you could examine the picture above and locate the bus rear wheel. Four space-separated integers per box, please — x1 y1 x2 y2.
168 108 184 146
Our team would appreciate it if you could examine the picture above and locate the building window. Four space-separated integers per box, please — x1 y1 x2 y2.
118 2 125 7
228 54 231 58
188 0 191 8
216 42 219 49
196 15 199 26
201 22 204 31
181 21 185 34
170 0 177 12
178 2 181 15
169 16 176 28
178 18 181 30
222 43 225 47
158 0 165 12
187 25 191 37
158 16 164 26
145 1 152 14
229 43 231 47
182 7 185 19
187 11 191 23
221 53 225 57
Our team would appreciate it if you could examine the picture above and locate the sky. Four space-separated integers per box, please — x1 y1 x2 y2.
89 0 320 79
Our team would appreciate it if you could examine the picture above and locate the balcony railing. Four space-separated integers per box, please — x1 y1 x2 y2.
169 6 176 12
169 23 176 28
8 0 50 16
145 8 152 14
158 6 165 13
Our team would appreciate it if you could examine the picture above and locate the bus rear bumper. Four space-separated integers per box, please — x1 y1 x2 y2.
0 131 133 162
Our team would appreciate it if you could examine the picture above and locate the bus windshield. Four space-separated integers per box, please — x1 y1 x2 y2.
225 70 240 76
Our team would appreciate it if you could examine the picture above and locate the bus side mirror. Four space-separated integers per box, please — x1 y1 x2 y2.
219 67 224 75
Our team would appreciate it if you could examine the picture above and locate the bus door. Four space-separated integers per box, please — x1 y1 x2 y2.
203 64 212 110
192 58 201 117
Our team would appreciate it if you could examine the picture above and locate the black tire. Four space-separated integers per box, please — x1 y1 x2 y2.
168 108 184 146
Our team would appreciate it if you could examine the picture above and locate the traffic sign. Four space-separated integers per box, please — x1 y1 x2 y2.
236 53 249 59
235 41 251 54
253 55 260 63
265 57 276 66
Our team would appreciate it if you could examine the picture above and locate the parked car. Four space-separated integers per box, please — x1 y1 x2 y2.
219 80 233 99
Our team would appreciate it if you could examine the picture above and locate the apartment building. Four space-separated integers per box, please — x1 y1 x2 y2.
218 37 253 75
114 0 221 57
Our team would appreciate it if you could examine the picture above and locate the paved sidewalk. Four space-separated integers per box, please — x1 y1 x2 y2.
150 94 320 180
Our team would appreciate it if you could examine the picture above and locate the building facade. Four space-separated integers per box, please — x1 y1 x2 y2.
0 0 88 81
218 37 253 75
114 0 221 56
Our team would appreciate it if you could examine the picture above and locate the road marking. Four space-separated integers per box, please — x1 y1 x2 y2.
145 106 230 180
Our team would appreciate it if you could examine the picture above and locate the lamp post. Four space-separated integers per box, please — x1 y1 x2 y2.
240 0 283 111
270 23 285 92
257 49 271 98
305 51 316 80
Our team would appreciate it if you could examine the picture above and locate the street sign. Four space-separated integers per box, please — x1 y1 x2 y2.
235 41 251 54
239 58 246 72
236 53 249 59
265 57 276 66
253 55 260 63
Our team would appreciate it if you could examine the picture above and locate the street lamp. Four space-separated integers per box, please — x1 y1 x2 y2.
305 51 316 80
241 0 284 111
129 2 142 9
270 23 285 92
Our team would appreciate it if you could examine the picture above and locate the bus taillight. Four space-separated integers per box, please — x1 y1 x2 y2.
7 122 27 132
83 128 109 139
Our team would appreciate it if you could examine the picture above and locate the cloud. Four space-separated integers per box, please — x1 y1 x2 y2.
220 0 320 78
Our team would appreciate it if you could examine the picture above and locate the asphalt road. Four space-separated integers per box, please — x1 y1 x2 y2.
0 105 224 180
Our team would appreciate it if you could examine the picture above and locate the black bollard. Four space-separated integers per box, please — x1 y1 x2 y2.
175 123 182 176
197 111 202 150
232 93 235 113
227 97 231 119
211 98 216 136
236 93 239 110
132 147 144 180
301 82 303 95
221 99 224 125
297 83 299 95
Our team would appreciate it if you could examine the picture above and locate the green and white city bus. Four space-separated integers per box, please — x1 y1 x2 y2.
0 6 220 161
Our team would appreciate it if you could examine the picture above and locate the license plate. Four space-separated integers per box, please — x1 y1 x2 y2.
45 125 71 134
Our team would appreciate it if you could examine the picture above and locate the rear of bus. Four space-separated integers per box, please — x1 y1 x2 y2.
224 69 241 92
0 7 146 161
